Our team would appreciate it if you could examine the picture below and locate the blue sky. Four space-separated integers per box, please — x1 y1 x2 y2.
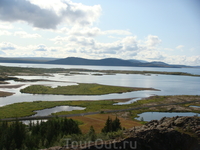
0 0 199 65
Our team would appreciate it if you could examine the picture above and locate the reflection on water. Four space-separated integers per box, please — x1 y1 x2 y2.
1 63 200 75
189 105 200 108
22 120 47 125
135 112 199 122
0 65 200 107
32 106 85 117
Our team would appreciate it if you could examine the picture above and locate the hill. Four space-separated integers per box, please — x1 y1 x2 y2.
0 57 57 63
0 57 192 68
47 57 186 68
47 57 137 67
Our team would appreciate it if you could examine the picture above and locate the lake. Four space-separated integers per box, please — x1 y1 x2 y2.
135 112 199 121
1 62 200 75
32 106 85 117
0 63 200 107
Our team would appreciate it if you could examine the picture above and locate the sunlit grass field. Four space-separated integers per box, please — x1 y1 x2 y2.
20 83 155 95
70 114 141 133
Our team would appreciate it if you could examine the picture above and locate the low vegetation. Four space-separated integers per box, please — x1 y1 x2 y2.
0 95 199 120
69 114 141 134
0 99 132 119
0 117 81 149
20 83 156 95
0 91 14 97
0 81 9 84
0 114 136 149
0 65 199 77
0 75 18 81
101 117 122 133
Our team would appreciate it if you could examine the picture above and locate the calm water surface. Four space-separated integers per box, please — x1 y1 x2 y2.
1 62 200 75
189 106 200 108
32 106 85 117
135 112 199 121
0 63 199 107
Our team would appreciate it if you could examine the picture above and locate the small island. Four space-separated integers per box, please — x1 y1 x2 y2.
20 83 158 95
0 91 14 97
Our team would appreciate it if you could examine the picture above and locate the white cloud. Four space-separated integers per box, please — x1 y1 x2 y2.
35 44 47 51
51 35 138 53
68 36 96 47
103 30 132 35
146 35 162 48
189 47 195 52
51 36 96 46
176 45 184 49
50 36 66 45
51 35 148 56
14 31 41 38
96 41 123 54
58 27 132 37
187 56 200 65
61 1 102 27
164 48 174 51
0 22 13 29
0 0 60 29
0 42 16 50
108 36 121 39
1 36 199 66
30 0 68 16
0 30 12 36
121 36 138 51
67 27 101 37
0 0 102 29
50 33 161 56
164 55 200 66
135 50 166 61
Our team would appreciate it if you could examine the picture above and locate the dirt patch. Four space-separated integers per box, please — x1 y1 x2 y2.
70 114 141 133
0 91 14 97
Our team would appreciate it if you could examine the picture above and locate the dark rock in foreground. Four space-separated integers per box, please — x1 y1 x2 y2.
61 116 199 150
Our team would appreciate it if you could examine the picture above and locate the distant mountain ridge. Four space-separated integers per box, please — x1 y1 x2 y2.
0 57 57 63
0 57 192 68
47 57 190 68
47 57 137 67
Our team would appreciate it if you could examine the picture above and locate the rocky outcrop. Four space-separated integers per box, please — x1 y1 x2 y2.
48 116 199 150
130 116 199 135
81 116 200 150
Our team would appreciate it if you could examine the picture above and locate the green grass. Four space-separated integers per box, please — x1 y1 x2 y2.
0 100 116 119
0 75 18 81
0 95 199 119
0 99 150 119
0 65 199 77
20 83 155 95
0 96 166 119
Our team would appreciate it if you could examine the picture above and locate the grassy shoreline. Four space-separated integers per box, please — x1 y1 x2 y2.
0 91 14 97
20 83 158 95
0 95 199 120
0 65 199 77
